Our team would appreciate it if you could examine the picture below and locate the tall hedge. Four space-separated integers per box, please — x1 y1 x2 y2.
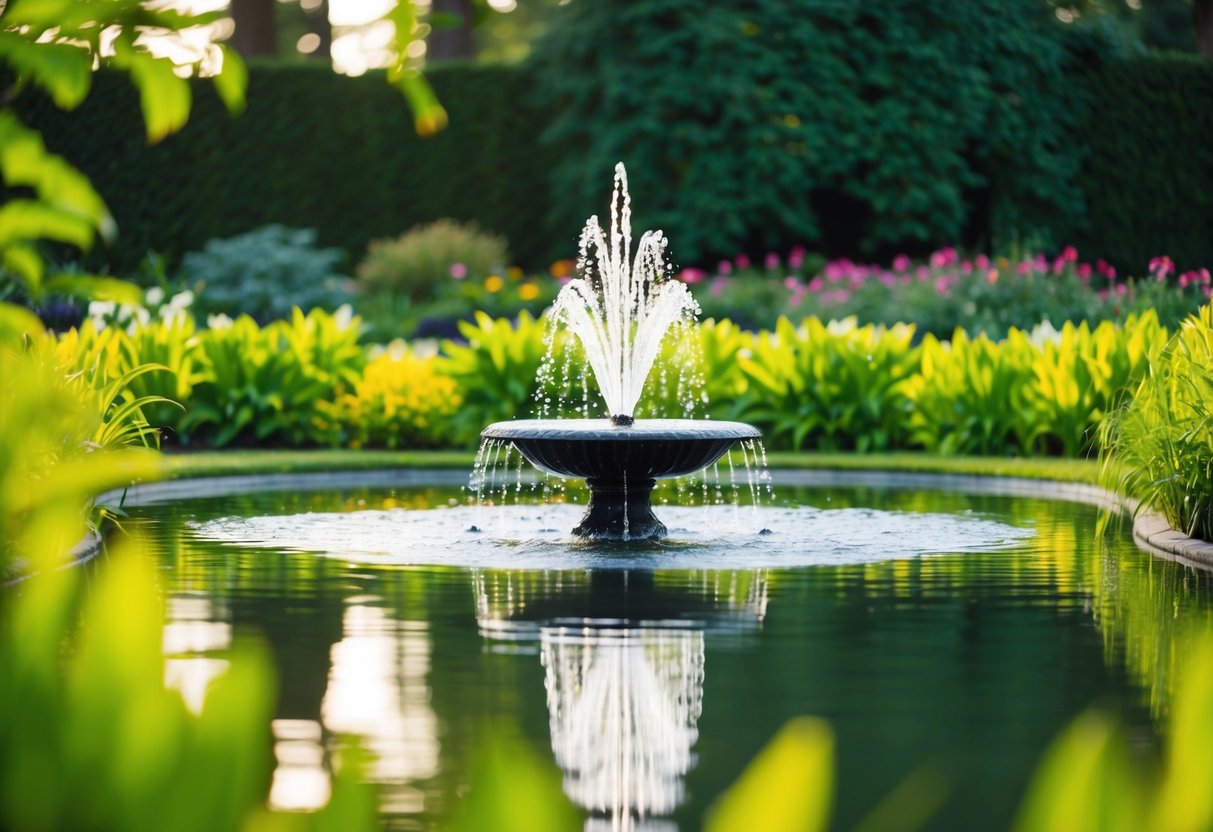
14 24 1213 276
1073 55 1213 273
18 62 565 273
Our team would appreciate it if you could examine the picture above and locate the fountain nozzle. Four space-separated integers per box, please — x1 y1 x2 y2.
610 414 635 427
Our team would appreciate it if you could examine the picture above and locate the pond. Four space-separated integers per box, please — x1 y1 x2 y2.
125 470 1213 831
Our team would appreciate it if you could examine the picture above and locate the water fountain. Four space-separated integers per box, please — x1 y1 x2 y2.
481 164 759 540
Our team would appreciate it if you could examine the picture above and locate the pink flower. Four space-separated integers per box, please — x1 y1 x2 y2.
826 262 845 283
879 273 896 288
934 277 951 295
808 277 824 293
1076 263 1092 281
764 252 780 270
680 267 707 285
1200 268 1211 286
1179 271 1194 289
1018 262 1031 276
1149 256 1174 280
710 277 727 297
916 266 930 281
961 260 973 275
975 254 990 270
1115 283 1128 297
788 246 806 269
930 247 957 268
716 260 733 276
1096 259 1116 280
735 254 751 270
1061 246 1078 262
783 275 801 291
986 269 999 285
449 262 468 279
788 294 803 308
892 254 911 272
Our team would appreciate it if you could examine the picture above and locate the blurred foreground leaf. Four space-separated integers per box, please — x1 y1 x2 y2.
706 717 834 832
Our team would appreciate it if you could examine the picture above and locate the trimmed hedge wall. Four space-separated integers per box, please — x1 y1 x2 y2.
16 51 1213 275
1073 55 1213 273
19 62 565 273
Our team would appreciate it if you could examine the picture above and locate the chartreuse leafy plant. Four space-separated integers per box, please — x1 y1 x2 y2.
318 342 461 449
1101 304 1213 541
736 317 919 452
182 308 365 447
440 311 555 445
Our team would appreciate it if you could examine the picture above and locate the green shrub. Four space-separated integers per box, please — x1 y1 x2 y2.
180 308 365 447
735 317 919 452
179 225 352 324
357 219 510 301
438 312 556 446
530 0 1101 263
1101 304 1213 541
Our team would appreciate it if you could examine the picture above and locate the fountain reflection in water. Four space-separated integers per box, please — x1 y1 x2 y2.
475 569 769 830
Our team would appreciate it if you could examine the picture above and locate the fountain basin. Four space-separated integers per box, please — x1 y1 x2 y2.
481 418 760 541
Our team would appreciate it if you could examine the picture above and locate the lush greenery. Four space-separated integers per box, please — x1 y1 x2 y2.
14 52 1213 277
1101 304 1213 542
54 307 1174 458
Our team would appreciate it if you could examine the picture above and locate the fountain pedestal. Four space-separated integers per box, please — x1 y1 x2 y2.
573 476 665 540
480 419 760 541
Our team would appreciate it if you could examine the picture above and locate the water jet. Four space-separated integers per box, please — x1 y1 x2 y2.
481 163 760 540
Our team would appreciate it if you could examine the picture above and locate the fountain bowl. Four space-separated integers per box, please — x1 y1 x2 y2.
481 419 760 541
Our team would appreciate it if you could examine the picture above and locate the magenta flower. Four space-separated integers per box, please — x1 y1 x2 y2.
808 277 824 293
1096 259 1116 280
788 245 806 269
1061 246 1078 262
735 254 751 270
764 252 780 270
783 275 800 291
680 267 707 285
1149 256 1174 281
716 260 733 276
892 254 911 272
449 262 468 279
975 254 990 270
1076 263 1092 281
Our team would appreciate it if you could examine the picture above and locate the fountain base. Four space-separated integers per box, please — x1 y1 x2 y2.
573 477 665 540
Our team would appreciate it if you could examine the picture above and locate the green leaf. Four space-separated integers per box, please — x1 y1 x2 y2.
0 33 92 109
212 48 247 116
45 274 144 304
706 717 834 832
111 42 192 144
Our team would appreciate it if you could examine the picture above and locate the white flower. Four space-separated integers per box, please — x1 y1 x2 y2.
207 313 234 330
169 290 195 309
145 286 165 307
333 303 354 331
1028 320 1062 347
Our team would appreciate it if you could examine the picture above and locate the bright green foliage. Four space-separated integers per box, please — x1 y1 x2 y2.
706 718 835 832
358 219 510 301
0 309 161 573
451 733 579 832
318 343 462 449
1014 637 1213 832
530 0 1099 263
181 308 366 447
179 225 352 324
906 329 1039 456
439 311 555 445
1101 304 1213 541
736 317 919 452
1024 315 1166 456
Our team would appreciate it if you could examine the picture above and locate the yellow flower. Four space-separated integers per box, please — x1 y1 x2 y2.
485 275 504 293
519 282 540 301
507 266 524 281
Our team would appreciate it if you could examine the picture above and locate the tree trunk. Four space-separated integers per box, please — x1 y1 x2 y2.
304 0 332 62
427 0 476 63
1197 0 1213 58
230 0 277 59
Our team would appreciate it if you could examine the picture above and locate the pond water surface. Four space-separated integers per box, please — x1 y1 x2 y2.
127 473 1213 831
